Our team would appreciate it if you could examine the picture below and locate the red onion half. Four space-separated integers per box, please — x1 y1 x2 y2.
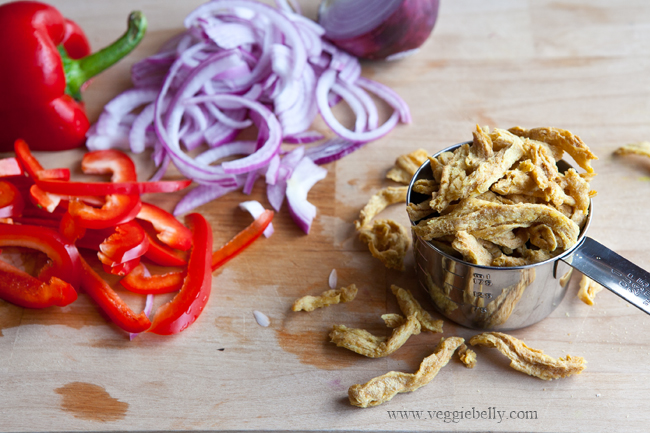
318 0 440 60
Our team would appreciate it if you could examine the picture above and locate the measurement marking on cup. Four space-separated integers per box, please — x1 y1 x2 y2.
472 273 493 287
444 282 465 294
611 269 650 305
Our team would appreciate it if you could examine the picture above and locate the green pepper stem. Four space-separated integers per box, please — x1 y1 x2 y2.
61 11 147 100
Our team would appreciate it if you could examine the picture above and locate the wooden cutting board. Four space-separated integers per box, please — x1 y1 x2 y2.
2 1 650 432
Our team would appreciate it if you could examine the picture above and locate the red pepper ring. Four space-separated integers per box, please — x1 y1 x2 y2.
0 259 77 308
36 178 192 196
79 256 151 333
148 213 213 335
0 181 25 218
0 223 81 290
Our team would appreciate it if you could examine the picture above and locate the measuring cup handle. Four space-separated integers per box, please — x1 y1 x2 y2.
562 237 650 315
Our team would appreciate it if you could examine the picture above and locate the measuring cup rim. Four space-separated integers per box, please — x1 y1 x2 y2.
406 141 593 271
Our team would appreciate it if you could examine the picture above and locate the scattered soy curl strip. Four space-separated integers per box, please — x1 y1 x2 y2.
354 186 407 230
292 284 358 312
457 343 477 369
348 336 464 408
357 219 410 271
330 315 421 358
614 142 650 158
385 148 429 184
469 332 586 380
577 274 604 306
390 285 443 333
329 285 442 358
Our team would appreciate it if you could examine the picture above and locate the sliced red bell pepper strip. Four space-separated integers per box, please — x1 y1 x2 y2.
36 178 192 196
58 211 86 242
68 194 142 229
67 149 142 229
0 157 24 177
148 213 213 335
142 230 188 267
15 140 67 211
0 181 25 218
0 223 81 289
120 263 185 295
11 217 61 228
79 256 150 333
81 149 137 180
101 256 140 276
98 221 149 264
0 258 77 308
212 209 274 271
29 184 61 213
136 203 192 251
14 139 70 180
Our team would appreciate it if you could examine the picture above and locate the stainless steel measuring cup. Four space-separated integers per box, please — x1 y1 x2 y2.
407 142 650 330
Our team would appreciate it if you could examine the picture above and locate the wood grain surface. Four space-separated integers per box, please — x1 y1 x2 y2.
2 1 650 432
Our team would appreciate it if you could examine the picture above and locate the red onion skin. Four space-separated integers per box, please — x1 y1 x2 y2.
321 0 439 60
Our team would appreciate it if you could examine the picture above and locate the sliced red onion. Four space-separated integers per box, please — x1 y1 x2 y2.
130 290 154 340
303 137 366 165
149 153 171 182
318 0 440 60
202 22 258 50
185 0 307 84
239 200 274 237
328 268 337 290
174 181 243 216
286 155 327 234
265 154 281 185
356 76 411 123
283 130 324 144
243 169 260 194
86 0 412 231
128 103 156 153
316 69 399 142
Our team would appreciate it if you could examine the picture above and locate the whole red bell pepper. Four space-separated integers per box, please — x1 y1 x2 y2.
0 2 147 151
